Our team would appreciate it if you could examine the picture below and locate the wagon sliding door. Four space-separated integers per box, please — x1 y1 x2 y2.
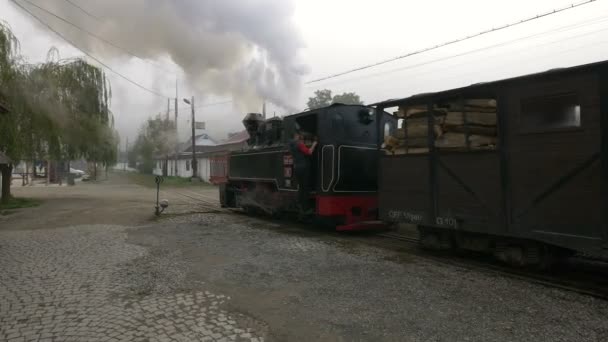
507 72 603 251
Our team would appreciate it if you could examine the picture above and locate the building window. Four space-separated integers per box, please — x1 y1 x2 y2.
186 160 190 171
520 93 581 132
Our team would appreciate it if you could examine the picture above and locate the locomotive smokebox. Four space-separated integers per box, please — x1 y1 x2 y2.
242 113 265 146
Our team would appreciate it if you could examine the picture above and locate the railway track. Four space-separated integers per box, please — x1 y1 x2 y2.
377 232 608 301
161 188 226 213
154 197 608 301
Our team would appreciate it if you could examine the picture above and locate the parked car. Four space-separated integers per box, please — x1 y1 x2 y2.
69 168 86 178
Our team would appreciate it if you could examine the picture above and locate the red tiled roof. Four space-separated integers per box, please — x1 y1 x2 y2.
221 130 249 145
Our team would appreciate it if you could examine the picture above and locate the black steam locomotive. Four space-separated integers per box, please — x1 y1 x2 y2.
219 104 396 230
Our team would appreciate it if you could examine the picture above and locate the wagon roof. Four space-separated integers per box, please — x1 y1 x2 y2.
286 103 369 119
371 59 608 108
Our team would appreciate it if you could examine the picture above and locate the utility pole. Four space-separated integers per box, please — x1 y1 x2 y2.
124 137 128 171
165 98 170 176
262 100 266 119
190 96 197 180
174 80 179 177
166 98 170 121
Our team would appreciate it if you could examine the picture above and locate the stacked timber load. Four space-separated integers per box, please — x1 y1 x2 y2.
385 106 445 155
435 99 498 150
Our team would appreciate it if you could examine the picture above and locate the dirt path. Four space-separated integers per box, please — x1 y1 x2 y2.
0 172 219 231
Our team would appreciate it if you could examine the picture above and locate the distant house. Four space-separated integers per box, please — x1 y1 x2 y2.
153 130 249 182
153 132 218 181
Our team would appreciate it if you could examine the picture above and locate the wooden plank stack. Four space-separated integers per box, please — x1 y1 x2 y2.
436 99 498 150
385 106 445 155
384 99 498 155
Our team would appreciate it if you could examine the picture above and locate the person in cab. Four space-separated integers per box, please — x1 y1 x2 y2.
288 132 317 213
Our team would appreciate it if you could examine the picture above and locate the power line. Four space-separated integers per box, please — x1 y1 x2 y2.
62 0 99 21
305 0 600 84
194 100 233 109
367 37 608 105
11 0 169 98
308 13 608 88
19 0 178 74
170 99 234 113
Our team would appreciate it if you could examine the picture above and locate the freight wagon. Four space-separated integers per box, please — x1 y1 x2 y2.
374 60 608 267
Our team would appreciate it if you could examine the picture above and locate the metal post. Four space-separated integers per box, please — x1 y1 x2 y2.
155 176 164 216
190 96 197 180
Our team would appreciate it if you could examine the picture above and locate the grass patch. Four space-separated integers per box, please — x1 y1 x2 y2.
123 172 215 189
0 196 42 214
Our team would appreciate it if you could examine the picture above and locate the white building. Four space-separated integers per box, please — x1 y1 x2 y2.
153 131 248 182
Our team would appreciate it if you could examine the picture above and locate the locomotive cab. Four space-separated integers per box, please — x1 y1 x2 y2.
222 104 395 229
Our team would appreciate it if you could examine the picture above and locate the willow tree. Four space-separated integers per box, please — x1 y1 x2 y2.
0 22 118 202
29 57 117 175
0 22 22 202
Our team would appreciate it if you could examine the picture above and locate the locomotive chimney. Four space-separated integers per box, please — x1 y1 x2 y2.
242 113 265 146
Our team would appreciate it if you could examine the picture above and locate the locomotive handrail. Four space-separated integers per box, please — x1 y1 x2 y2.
321 145 335 192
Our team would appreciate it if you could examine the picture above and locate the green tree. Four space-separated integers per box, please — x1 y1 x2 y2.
131 116 175 174
0 23 23 201
306 89 332 110
0 23 117 201
307 89 364 110
332 92 363 105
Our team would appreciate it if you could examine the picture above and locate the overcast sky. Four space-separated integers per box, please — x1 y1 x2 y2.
3 0 608 145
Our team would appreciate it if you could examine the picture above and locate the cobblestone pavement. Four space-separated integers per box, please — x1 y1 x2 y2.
0 226 266 342
2 175 608 341
127 214 608 342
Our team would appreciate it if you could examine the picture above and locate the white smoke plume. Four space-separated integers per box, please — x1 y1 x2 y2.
29 0 307 110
